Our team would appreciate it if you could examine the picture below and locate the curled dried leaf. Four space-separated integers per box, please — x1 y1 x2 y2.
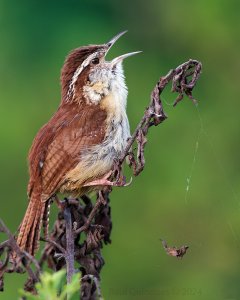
161 239 189 259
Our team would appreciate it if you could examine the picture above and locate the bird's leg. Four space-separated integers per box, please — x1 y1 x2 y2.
82 170 132 187
82 171 114 187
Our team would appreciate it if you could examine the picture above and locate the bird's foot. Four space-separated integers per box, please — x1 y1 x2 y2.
83 171 132 187
112 175 132 187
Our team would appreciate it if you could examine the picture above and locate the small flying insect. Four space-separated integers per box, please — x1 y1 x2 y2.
160 239 189 259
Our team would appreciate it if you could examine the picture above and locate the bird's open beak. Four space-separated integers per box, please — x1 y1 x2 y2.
106 30 128 49
110 51 142 66
105 31 142 65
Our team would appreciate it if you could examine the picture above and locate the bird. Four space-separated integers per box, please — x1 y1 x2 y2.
16 31 141 256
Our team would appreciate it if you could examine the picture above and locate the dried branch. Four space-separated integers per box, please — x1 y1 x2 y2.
75 190 108 235
117 59 202 177
63 204 75 283
0 219 40 293
0 59 202 299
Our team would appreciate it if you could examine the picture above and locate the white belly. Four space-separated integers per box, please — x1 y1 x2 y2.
63 87 130 190
63 113 130 191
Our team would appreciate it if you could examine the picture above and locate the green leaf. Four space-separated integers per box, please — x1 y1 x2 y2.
60 273 81 300
19 270 81 300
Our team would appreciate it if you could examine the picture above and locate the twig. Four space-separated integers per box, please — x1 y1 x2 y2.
40 237 66 254
0 219 41 293
75 192 106 235
63 205 75 284
0 220 40 274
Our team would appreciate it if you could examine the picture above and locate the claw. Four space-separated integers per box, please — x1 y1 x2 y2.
113 176 132 187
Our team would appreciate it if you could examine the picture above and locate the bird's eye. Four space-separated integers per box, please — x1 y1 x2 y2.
91 57 99 65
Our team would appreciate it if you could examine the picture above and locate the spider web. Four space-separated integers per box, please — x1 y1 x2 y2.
163 96 240 245
186 105 240 245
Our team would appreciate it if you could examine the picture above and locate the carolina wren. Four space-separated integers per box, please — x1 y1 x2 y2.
16 31 140 255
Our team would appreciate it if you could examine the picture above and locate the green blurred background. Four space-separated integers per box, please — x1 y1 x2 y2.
0 0 240 299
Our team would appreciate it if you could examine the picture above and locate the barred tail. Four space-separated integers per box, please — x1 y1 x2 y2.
16 192 46 256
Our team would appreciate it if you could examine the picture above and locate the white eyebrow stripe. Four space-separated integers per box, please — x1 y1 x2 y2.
67 52 98 101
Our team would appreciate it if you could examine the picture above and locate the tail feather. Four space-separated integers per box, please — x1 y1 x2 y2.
27 199 44 255
17 192 46 256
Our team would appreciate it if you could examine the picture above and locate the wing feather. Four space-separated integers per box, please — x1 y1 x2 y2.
28 102 107 199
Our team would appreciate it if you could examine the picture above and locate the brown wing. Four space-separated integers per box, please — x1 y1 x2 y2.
28 102 107 200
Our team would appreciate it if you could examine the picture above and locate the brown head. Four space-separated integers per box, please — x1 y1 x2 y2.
60 31 141 104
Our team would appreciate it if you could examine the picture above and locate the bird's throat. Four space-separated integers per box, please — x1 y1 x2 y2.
83 81 110 105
